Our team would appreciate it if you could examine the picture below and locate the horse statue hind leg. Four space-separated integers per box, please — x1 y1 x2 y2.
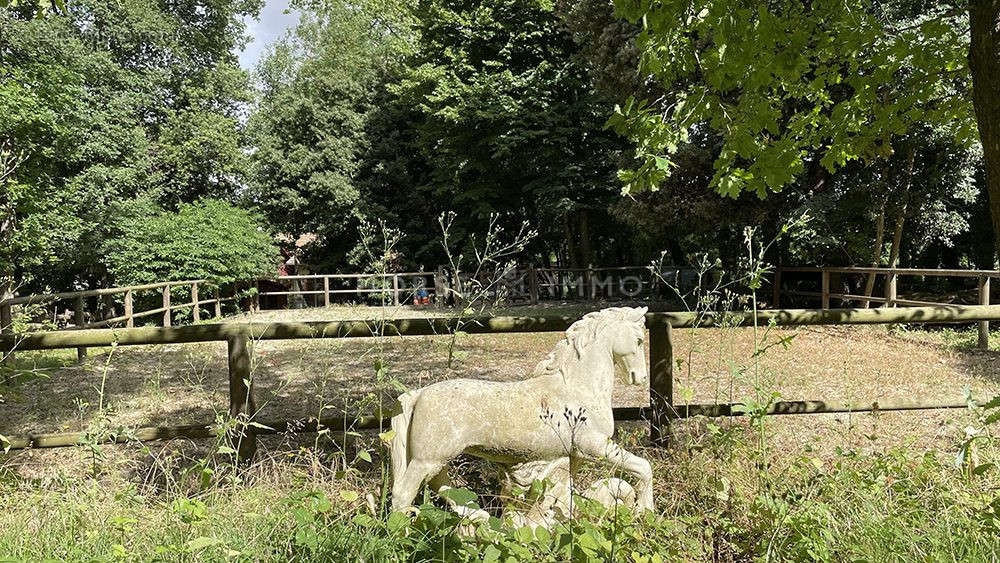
389 388 488 520
389 306 655 517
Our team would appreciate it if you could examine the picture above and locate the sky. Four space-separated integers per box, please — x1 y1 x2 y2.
238 0 300 71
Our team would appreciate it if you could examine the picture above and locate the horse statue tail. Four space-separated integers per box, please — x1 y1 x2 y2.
391 390 419 480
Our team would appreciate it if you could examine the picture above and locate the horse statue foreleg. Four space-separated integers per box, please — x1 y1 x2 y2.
428 468 491 523
574 436 654 511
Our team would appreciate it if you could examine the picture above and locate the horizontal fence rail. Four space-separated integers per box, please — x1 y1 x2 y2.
3 399 971 451
4 304 1000 351
0 279 244 364
3 304 999 455
779 266 1000 278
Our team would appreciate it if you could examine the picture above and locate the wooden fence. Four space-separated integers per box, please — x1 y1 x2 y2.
0 280 240 363
775 266 1000 349
258 266 704 309
258 272 444 309
3 304 999 459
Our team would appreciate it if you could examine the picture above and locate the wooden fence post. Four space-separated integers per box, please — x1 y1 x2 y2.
191 282 200 323
323 276 330 307
821 269 830 310
162 285 171 327
74 295 87 361
772 267 782 308
587 264 596 300
885 271 897 307
392 274 400 306
980 275 991 350
529 265 539 305
125 289 134 328
214 286 222 318
434 268 447 305
649 322 674 447
227 331 257 462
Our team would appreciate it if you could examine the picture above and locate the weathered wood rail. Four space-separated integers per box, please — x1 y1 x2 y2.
775 266 1000 349
256 265 704 309
3 304 999 458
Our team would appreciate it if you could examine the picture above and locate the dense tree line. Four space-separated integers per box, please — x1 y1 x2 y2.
1 0 274 296
251 0 991 277
249 0 637 271
1 0 995 297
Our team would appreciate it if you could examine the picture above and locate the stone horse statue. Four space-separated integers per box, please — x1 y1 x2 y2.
390 306 653 521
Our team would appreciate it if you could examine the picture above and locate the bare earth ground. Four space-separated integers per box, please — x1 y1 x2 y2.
3 302 999 479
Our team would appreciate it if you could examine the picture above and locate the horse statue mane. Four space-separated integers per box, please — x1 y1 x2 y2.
532 307 646 379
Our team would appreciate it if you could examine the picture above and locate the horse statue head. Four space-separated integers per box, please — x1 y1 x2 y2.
537 306 649 386
603 306 649 385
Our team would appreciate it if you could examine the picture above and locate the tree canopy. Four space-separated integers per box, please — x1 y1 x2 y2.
1 0 996 296
104 199 277 284
1 0 270 293
609 0 975 198
250 0 635 269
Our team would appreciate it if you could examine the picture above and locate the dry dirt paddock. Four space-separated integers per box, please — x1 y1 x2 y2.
3 302 1000 477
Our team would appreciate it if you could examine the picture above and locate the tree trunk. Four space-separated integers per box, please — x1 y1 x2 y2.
888 213 906 270
969 0 1000 261
887 147 917 272
862 209 886 308
563 215 579 269
577 209 593 266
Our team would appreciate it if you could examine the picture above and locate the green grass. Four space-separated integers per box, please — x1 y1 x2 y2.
893 324 1000 351
1 432 998 561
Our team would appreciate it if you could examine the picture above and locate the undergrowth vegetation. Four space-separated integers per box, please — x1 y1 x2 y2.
1 420 999 561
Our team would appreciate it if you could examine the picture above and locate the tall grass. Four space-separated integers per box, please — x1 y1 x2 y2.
1 435 998 561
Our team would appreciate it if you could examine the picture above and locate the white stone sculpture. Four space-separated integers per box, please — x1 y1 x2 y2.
389 306 653 521
501 457 638 529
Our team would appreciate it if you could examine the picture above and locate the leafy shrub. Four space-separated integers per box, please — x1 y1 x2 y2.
103 199 278 284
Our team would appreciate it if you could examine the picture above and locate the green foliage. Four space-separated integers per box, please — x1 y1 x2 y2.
2 444 1000 561
250 0 634 269
1 0 259 291
379 0 627 265
610 0 975 198
248 1 407 247
782 127 981 265
103 199 277 284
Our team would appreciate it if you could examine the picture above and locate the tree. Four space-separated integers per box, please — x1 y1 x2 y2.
610 0 1000 262
103 199 277 284
248 0 414 265
382 0 629 267
609 1 975 200
252 0 635 269
1 0 259 293
782 128 980 265
968 0 1000 259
